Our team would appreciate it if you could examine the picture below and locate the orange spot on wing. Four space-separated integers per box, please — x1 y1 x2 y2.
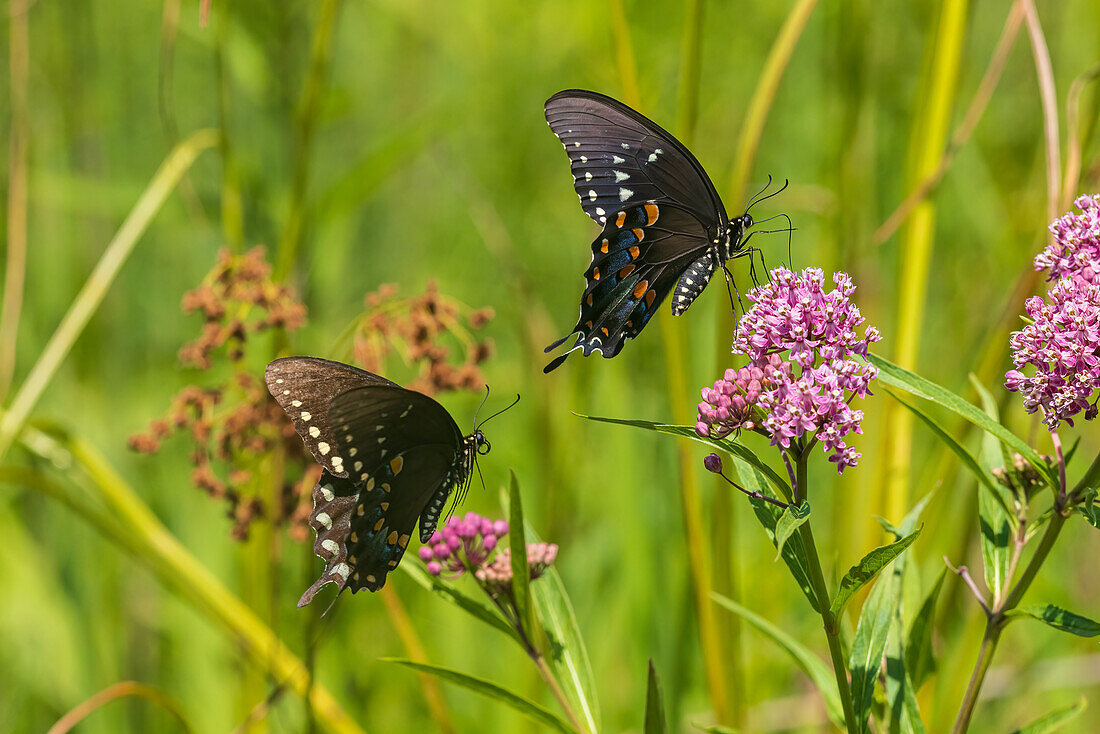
592 267 600 280
633 280 649 298
600 238 609 253
644 202 659 225
632 228 644 241
600 327 610 336
585 293 593 306
619 264 635 277
615 211 626 228
374 518 385 531
585 320 593 328
387 531 398 544
628 246 640 259
645 289 656 307
389 456 403 475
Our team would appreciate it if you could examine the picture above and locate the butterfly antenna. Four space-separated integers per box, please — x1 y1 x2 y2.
471 385 491 427
744 174 774 210
475 393 521 430
745 178 789 213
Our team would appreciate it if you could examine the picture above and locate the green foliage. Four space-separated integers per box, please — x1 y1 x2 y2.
1010 698 1088 734
1008 605 1100 638
830 529 921 620
644 660 667 734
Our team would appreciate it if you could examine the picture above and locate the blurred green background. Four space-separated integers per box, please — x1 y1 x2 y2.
3 0 1100 731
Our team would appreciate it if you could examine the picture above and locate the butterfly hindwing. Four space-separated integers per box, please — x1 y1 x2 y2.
545 89 727 227
266 357 397 477
544 201 713 371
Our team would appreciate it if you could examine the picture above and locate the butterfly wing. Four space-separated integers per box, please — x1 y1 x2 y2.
296 384 466 603
265 357 398 477
544 201 714 372
545 89 727 227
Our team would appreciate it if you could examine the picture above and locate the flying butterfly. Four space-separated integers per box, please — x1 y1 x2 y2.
266 356 504 606
542 89 786 372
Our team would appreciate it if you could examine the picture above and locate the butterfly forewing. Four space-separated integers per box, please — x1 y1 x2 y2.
265 357 397 477
545 89 727 227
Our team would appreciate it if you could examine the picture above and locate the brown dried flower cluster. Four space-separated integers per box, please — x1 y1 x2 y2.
353 280 494 396
130 247 314 540
131 253 496 543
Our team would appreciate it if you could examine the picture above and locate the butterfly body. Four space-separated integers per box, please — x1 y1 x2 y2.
265 357 487 604
543 89 757 372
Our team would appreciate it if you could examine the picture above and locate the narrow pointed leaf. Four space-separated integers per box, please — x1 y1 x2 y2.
905 568 946 688
830 529 921 619
712 593 845 728
1010 697 1087 733
1008 605 1100 637
401 563 520 644
849 570 897 733
644 660 667 734
868 353 1055 487
886 389 1014 514
529 545 600 733
383 659 576 734
978 483 1013 602
577 415 792 498
508 471 543 653
773 501 811 561
737 465 818 611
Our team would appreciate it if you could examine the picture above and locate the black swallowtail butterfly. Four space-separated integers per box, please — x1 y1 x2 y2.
266 357 492 605
542 89 780 372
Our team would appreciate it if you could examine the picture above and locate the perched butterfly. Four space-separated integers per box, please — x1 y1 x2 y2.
543 89 784 372
266 356 496 606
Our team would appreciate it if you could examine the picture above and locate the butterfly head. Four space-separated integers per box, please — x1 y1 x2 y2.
474 429 491 456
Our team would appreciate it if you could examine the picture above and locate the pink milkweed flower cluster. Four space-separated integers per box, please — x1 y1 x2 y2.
418 512 509 577
476 543 559 596
1035 194 1100 284
1005 275 1100 429
696 267 881 471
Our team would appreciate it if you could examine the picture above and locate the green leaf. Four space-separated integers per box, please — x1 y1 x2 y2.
978 481 1013 603
1008 605 1100 638
830 529 921 620
905 568 946 688
509 471 542 652
644 660 666 734
383 659 576 734
885 388 1014 515
736 464 818 611
1010 697 1087 733
773 501 811 561
401 563 521 644
849 568 897 734
529 546 600 734
693 726 741 734
577 415 792 499
1077 487 1100 529
879 492 935 541
868 353 1055 487
713 593 846 729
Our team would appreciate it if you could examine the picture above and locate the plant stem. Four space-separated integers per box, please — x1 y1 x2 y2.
533 652 585 734
794 457 859 734
952 448 1082 733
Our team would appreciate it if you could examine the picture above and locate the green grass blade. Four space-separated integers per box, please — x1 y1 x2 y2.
383 659 577 734
849 568 897 733
712 593 845 729
1007 605 1100 637
644 660 667 734
905 568 946 688
1010 698 1087 734
509 470 541 652
0 129 219 462
400 562 521 644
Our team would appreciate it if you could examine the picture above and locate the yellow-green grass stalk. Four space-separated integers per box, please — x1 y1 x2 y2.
275 0 344 279
214 8 245 251
47 681 194 734
607 0 731 722
713 0 820 713
1 0 30 400
878 0 968 523
0 129 220 463
3 418 366 734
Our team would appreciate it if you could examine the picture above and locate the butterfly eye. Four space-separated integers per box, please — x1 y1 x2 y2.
477 437 491 455
742 214 754 229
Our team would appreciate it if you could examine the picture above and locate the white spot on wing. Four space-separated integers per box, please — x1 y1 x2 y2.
333 562 351 580
614 171 630 182
316 512 332 529
320 484 335 501
309 426 320 438
588 190 597 201
318 442 330 455
585 171 592 181
321 539 339 554
300 412 311 421
619 188 634 202
612 155 625 164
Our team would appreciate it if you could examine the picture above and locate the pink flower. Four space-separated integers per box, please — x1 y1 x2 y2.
1035 195 1100 284
1006 275 1100 429
697 267 880 472
475 543 559 596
